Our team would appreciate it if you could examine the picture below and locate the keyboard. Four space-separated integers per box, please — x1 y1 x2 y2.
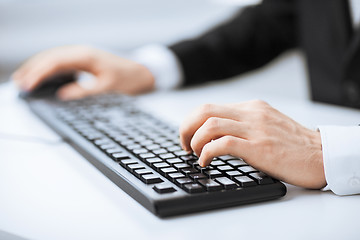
24 94 286 217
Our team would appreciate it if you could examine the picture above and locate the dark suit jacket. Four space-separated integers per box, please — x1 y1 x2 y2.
170 0 360 108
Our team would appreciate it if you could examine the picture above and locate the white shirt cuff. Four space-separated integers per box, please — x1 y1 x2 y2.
318 125 360 195
131 44 184 91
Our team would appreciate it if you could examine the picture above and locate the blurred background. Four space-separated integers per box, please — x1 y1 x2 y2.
0 0 261 83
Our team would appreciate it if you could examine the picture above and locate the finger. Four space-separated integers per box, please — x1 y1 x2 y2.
198 135 250 167
179 104 246 152
190 117 249 156
56 81 104 101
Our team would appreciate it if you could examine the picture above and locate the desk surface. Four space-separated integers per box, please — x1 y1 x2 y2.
0 52 359 240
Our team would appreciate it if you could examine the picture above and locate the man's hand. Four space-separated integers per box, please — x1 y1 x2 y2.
12 45 155 100
179 100 326 189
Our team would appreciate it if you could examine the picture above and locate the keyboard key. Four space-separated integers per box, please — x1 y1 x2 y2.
133 148 148 154
189 173 207 180
153 184 176 194
147 144 161 150
210 160 225 166
94 138 110 145
217 165 234 172
166 158 183 165
175 177 193 186
204 170 223 178
215 177 238 189
134 168 153 177
173 150 189 157
145 157 163 165
227 159 247 167
105 147 123 154
183 183 205 193
140 174 163 184
153 149 167 155
111 152 130 161
139 153 156 159
168 172 185 180
217 155 237 161
197 165 214 172
181 155 198 162
181 167 198 176
249 172 274 185
238 166 258 173
141 140 154 146
159 153 175 159
234 176 257 187
127 144 141 150
160 167 177 176
127 164 145 172
173 163 190 170
198 179 223 192
167 146 181 152
153 162 170 170
120 159 138 167
160 141 173 148
225 170 243 179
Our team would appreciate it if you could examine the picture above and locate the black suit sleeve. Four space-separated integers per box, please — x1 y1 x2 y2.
169 0 298 86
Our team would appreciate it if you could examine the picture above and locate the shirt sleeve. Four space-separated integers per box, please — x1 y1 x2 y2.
318 125 360 195
131 44 184 91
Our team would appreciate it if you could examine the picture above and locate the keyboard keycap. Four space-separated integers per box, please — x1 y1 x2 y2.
133 148 148 154
173 150 189 157
210 160 225 166
127 164 145 172
217 155 237 161
153 184 176 194
139 153 156 159
183 183 205 193
215 177 238 189
112 152 131 161
238 166 258 173
166 158 183 165
249 172 274 185
198 179 223 192
141 174 163 184
225 170 243 179
153 162 170 170
234 176 257 187
181 167 198 176
204 170 223 178
189 173 207 180
181 155 198 162
119 159 138 167
134 168 153 177
160 167 177 176
168 172 185 180
153 149 167 155
159 153 175 159
175 177 193 186
145 157 162 165
227 159 247 167
173 163 190 170
217 165 234 172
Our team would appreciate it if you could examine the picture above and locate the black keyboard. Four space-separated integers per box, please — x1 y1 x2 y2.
25 94 286 217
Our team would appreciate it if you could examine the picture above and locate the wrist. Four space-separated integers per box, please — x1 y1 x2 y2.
307 130 327 189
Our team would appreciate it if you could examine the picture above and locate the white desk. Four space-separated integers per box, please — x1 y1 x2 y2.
0 52 359 240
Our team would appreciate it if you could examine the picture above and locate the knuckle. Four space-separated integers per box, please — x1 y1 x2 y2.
197 103 214 118
205 117 220 131
222 136 236 148
252 99 269 106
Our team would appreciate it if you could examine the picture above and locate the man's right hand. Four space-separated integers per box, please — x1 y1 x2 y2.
12 45 155 100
